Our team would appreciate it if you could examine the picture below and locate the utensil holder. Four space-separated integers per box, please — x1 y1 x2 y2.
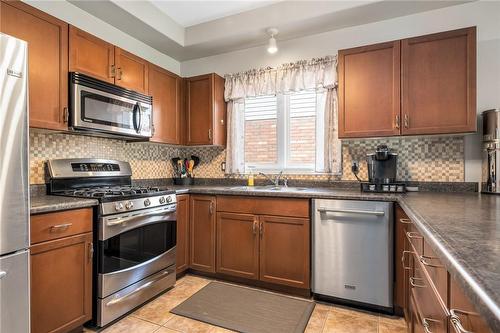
173 177 194 185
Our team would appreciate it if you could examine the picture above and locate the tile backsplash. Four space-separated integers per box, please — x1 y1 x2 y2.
29 130 465 184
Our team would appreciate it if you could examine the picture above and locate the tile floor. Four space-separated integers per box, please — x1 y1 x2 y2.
84 274 407 333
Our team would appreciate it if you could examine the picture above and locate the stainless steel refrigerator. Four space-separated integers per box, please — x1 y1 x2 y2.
0 33 30 333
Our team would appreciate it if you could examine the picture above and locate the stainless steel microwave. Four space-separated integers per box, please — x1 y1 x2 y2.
70 72 153 139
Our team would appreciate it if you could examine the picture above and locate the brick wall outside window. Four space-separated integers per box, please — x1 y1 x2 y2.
289 116 316 164
244 119 277 164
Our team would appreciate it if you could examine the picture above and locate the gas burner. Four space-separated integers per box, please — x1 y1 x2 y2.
61 186 167 200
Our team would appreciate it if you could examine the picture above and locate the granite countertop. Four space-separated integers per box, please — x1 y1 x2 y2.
29 185 500 330
30 193 98 214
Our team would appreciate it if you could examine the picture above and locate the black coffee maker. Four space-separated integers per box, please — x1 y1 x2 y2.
355 145 405 193
367 145 397 184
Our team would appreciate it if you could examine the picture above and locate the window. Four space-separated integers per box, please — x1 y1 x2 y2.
243 90 326 173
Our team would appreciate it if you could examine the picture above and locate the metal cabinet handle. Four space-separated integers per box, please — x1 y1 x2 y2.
88 242 94 263
423 317 440 333
401 250 414 270
395 114 400 129
450 309 476 333
106 270 170 307
252 218 258 235
0 271 6 279
209 201 214 215
62 107 69 123
406 231 423 239
208 129 212 140
110 65 116 78
50 223 72 232
409 276 426 288
116 68 123 80
259 221 263 238
318 208 385 216
420 255 444 268
404 114 409 128
400 218 412 224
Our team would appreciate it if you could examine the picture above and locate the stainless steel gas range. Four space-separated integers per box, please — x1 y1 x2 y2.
47 158 176 327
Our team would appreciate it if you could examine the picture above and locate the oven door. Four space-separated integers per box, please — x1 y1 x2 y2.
98 205 176 298
72 83 152 138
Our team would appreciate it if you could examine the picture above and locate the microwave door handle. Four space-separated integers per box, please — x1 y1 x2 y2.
132 102 140 133
138 104 142 133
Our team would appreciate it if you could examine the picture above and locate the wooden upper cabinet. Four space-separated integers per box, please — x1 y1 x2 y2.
189 195 216 273
186 73 226 146
69 26 114 83
115 47 148 94
401 27 476 135
1 0 68 131
338 41 401 138
259 215 310 289
216 212 259 280
176 194 190 274
149 64 182 144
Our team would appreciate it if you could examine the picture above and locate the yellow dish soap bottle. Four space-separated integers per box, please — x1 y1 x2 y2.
248 170 255 186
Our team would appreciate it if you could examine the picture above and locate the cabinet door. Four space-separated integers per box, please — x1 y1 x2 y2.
149 64 182 144
186 74 213 145
115 47 149 94
216 212 259 280
402 27 476 135
449 278 491 333
338 41 401 138
395 205 412 316
259 215 310 289
1 0 68 131
176 194 190 274
69 26 114 83
31 232 92 333
189 195 216 273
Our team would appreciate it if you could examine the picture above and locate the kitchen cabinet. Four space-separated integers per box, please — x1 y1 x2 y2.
69 26 114 83
216 196 310 289
30 208 93 333
149 63 183 144
401 27 476 135
216 212 259 280
338 41 401 138
189 195 216 273
1 0 68 131
115 47 149 94
395 205 411 318
185 73 226 146
69 26 149 93
338 27 476 138
449 278 491 333
259 215 310 289
176 194 190 274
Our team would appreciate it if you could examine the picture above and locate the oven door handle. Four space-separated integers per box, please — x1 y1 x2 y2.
105 270 171 307
106 212 173 226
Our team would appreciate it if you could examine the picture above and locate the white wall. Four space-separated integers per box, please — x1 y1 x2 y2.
24 0 181 75
181 1 500 182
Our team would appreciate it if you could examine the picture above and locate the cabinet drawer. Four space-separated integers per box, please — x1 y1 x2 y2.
31 208 93 244
406 222 424 256
411 252 448 333
422 241 448 304
217 196 309 218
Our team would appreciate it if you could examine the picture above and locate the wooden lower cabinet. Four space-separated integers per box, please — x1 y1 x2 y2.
259 215 310 289
31 232 92 333
176 194 190 274
216 212 259 280
449 278 491 333
189 195 216 273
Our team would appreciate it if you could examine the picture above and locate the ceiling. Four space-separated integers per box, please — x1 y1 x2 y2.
150 1 281 27
68 0 472 61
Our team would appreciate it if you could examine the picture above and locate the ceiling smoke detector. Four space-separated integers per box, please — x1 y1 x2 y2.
266 28 279 54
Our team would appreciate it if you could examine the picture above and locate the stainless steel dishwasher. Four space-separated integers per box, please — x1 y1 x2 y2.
312 199 393 312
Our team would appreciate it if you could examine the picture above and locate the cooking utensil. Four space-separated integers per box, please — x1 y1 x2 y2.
188 160 195 177
191 155 200 168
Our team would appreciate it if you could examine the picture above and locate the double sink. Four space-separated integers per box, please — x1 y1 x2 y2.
227 185 310 192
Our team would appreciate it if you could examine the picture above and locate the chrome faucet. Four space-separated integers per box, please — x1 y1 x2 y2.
259 171 285 187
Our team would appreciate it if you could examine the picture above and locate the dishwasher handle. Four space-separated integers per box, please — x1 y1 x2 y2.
317 207 385 216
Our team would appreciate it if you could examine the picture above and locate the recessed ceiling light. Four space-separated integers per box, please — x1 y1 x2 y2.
267 28 279 54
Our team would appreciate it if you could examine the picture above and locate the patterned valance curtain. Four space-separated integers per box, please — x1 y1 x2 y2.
224 56 337 101
224 56 341 175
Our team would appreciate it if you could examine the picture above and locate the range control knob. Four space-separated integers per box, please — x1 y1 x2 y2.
144 199 151 207
166 196 172 203
159 197 166 204
115 202 124 211
125 201 134 210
